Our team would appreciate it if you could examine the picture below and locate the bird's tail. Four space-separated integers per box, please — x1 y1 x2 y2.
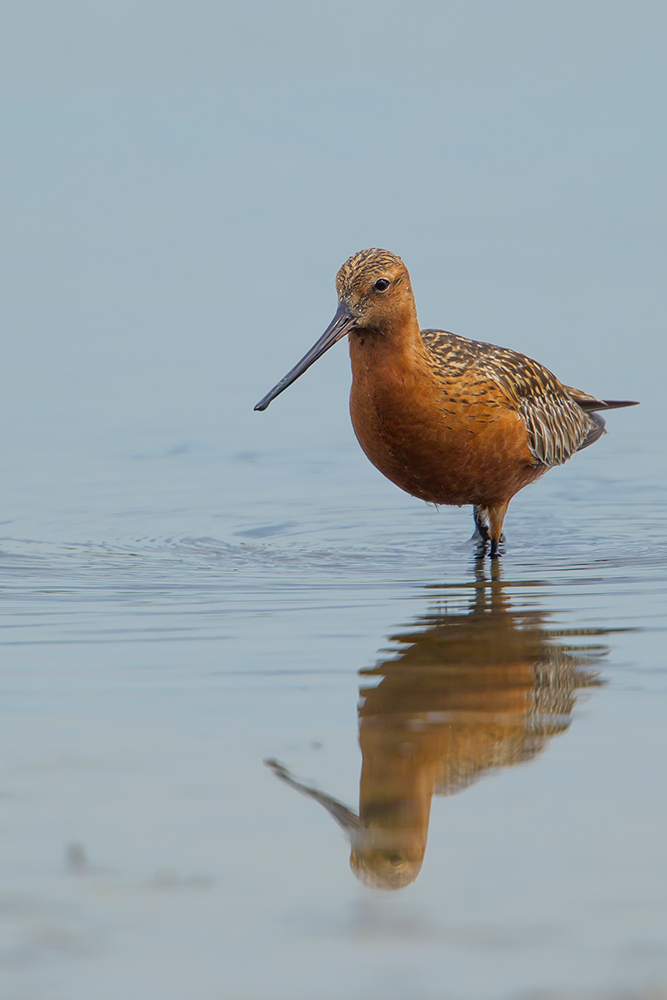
581 398 639 412
564 385 640 413
568 394 639 453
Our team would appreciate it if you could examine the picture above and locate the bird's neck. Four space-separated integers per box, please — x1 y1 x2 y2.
348 311 428 371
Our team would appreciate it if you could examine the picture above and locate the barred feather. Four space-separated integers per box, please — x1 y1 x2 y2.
420 329 597 467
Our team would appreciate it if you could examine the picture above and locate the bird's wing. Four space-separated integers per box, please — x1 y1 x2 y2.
515 391 598 465
420 329 595 467
560 384 607 410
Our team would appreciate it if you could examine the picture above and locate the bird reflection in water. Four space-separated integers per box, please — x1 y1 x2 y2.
266 562 606 890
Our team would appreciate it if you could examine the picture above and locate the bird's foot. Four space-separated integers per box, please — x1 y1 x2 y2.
488 533 506 559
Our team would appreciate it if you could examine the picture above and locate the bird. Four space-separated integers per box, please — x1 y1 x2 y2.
254 249 638 556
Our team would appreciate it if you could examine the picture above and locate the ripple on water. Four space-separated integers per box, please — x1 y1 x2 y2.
0 525 665 581
0 509 664 616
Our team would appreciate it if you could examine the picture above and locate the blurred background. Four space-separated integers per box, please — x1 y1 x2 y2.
1 0 662 445
0 3 665 999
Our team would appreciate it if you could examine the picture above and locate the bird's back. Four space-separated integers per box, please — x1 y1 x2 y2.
420 329 609 467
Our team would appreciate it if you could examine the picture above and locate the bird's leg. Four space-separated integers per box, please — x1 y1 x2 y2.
472 505 490 557
488 502 509 559
473 505 490 542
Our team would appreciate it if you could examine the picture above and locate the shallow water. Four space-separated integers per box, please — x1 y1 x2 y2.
1 417 666 1000
1 3 666 997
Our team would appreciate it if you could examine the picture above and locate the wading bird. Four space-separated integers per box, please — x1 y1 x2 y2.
255 249 637 556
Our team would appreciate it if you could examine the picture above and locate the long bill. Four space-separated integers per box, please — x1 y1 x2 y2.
254 301 357 411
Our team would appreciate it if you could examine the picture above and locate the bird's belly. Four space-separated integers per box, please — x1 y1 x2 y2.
349 369 544 507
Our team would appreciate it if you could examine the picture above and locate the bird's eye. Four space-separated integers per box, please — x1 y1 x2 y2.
374 278 390 291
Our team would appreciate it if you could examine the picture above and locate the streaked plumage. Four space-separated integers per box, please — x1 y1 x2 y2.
255 248 638 555
420 329 607 466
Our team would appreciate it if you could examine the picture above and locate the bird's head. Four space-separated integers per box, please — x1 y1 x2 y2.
335 248 414 335
254 248 415 411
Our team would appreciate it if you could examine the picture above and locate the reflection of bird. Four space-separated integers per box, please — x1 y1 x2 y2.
266 563 604 890
255 249 637 555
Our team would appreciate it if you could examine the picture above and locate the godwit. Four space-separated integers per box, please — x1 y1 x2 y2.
255 249 637 555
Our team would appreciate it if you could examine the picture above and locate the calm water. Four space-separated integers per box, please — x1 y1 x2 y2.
1 415 666 1000
1 2 666 997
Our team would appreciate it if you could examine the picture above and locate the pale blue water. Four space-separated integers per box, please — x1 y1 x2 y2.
1 420 666 1000
1 3 666 999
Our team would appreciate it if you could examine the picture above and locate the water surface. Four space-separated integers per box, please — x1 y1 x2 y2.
1 420 666 1000
1 2 665 997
